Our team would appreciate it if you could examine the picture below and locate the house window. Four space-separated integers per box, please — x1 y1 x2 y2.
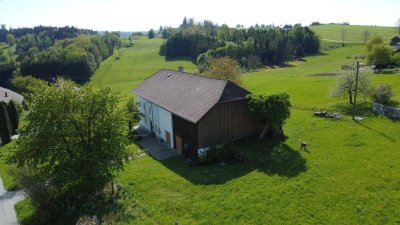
143 103 146 111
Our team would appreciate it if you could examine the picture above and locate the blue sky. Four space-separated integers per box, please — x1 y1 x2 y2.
0 0 399 31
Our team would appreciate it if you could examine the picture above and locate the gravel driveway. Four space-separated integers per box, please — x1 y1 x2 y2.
0 177 25 225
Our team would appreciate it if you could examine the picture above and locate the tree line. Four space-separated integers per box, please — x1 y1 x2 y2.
0 25 96 43
0 26 121 87
160 18 320 70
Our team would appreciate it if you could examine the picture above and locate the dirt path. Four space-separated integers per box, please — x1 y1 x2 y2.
0 177 25 225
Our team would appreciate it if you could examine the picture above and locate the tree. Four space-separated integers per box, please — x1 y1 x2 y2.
362 30 370 45
331 67 372 104
247 93 291 139
181 17 188 28
294 45 305 58
126 97 141 132
6 34 16 46
0 102 12 144
372 84 392 104
341 29 346 47
1 24 6 30
11 75 47 97
128 36 132 45
204 57 242 84
7 101 19 135
367 44 393 69
366 36 383 52
148 29 155 39
8 79 130 212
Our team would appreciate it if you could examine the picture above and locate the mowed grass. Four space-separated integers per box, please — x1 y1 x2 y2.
91 36 197 96
310 24 398 43
15 31 400 224
0 142 19 191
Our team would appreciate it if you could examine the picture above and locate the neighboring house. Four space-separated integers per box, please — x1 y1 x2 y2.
390 35 400 46
134 69 262 158
282 24 292 32
390 35 400 52
0 87 24 104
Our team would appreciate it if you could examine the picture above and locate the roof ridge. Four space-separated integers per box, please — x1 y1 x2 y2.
161 69 229 82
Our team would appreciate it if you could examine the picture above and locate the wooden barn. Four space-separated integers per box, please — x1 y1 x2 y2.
134 69 262 158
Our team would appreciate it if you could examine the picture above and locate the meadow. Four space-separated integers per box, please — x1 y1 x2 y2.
310 24 398 43
1 25 399 224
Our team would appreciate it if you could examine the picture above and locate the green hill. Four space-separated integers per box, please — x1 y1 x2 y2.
310 24 398 44
91 36 197 96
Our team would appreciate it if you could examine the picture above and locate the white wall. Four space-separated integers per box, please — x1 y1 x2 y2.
137 96 151 130
136 96 174 149
158 106 174 149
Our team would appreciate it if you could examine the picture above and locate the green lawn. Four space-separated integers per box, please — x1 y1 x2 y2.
91 36 197 97
0 142 19 191
310 24 398 43
14 30 400 224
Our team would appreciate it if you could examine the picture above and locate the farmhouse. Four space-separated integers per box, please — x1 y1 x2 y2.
134 69 262 158
390 35 400 46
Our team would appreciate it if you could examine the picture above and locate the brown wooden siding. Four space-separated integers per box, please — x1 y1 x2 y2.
172 114 199 158
197 100 262 147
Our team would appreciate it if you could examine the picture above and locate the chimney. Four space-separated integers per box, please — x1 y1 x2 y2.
178 66 184 72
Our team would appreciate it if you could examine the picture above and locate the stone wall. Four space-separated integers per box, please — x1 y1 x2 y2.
372 103 400 120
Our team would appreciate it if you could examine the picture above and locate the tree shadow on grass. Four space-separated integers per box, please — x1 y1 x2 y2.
334 101 374 116
159 137 307 185
355 121 397 143
18 189 130 225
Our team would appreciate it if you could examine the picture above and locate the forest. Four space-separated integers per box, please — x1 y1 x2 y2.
160 18 320 70
0 25 120 87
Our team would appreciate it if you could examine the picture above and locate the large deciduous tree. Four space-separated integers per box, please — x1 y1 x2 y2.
8 79 130 211
331 67 372 104
204 56 242 85
247 93 291 139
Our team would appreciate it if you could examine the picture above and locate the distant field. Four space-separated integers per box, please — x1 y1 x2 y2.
91 36 197 97
311 24 398 44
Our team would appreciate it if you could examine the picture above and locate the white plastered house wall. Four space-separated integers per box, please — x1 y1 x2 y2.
137 96 174 149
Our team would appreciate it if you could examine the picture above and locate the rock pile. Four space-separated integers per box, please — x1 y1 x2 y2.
314 111 342 119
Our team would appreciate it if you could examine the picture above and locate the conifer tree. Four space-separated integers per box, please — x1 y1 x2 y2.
0 102 12 144
7 101 19 134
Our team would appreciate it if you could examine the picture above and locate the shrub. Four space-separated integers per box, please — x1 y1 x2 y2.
372 84 393 105
202 143 235 164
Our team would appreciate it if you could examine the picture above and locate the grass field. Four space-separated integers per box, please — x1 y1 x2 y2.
8 28 400 224
0 142 19 191
310 24 398 43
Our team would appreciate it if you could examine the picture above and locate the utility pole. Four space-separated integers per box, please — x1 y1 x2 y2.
352 61 360 121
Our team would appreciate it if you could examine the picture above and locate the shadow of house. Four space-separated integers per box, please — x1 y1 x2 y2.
158 137 307 185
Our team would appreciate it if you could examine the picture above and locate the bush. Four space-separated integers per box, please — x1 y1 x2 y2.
202 143 235 164
372 84 393 105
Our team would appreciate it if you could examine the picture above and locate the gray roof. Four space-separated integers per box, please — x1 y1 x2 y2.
134 69 251 123
0 87 24 104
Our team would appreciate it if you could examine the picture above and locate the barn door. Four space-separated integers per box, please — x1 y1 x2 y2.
175 135 183 152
